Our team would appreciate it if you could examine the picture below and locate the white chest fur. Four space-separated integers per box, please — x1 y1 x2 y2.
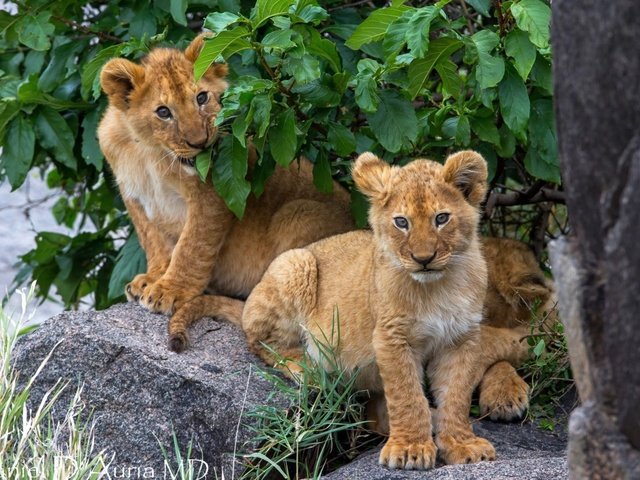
115 154 188 225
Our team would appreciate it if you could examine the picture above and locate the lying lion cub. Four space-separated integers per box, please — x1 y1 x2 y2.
97 35 354 350
243 150 515 468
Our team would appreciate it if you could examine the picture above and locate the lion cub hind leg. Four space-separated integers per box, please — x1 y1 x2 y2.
242 248 318 378
478 325 531 421
168 295 245 353
479 361 530 421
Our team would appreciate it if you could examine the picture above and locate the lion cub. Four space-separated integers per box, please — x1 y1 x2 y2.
98 35 354 349
243 151 500 469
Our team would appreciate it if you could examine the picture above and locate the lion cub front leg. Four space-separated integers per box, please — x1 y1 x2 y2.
123 198 172 301
428 335 496 465
374 323 437 470
140 189 234 315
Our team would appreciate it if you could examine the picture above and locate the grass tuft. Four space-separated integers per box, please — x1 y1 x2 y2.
240 311 379 479
0 284 108 479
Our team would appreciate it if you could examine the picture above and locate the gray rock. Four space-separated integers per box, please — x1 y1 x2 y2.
12 303 569 479
324 421 568 479
11 302 277 479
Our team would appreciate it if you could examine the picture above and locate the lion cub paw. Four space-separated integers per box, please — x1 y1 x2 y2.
479 369 530 421
437 434 496 465
140 280 196 315
379 438 437 470
126 273 159 302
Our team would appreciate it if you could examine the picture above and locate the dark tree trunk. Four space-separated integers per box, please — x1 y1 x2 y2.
551 1 640 478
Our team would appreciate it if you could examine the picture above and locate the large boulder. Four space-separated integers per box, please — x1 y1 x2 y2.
12 303 568 479
11 302 275 478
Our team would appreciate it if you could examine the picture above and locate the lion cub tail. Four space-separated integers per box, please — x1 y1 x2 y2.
168 295 244 353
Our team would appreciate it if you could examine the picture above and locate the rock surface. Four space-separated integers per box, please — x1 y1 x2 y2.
325 421 567 479
11 302 276 478
12 303 568 479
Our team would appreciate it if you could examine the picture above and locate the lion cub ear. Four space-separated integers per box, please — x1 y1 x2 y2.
352 152 393 202
185 33 229 78
442 150 488 206
100 58 145 110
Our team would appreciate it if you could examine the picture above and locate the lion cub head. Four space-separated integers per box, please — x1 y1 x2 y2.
100 35 228 166
352 151 488 283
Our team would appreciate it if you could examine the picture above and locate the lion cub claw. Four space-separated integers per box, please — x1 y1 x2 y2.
379 438 437 470
479 362 530 421
140 280 196 315
437 434 496 465
126 273 158 302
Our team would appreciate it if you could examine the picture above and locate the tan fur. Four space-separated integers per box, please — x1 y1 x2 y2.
243 151 504 469
476 237 557 421
97 35 354 350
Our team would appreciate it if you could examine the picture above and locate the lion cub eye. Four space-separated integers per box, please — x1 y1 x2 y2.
156 106 172 119
196 91 209 106
435 212 450 226
393 216 409 230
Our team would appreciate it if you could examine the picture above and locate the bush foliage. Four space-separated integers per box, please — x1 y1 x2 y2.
0 0 556 309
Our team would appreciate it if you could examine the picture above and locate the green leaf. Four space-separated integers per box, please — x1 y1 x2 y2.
283 54 320 85
350 189 369 228
455 115 470 146
17 12 54 51
533 338 545 357
212 136 251 218
470 115 500 145
39 40 88 93
269 109 297 167
253 0 296 28
525 98 560 183
261 29 296 50
406 7 438 58
530 54 553 95
195 148 211 181
34 107 77 170
129 9 157 38
498 63 530 137
328 123 356 156
170 0 188 26
382 11 412 61
0 99 20 140
18 75 89 110
81 44 124 100
295 4 329 24
204 12 241 33
505 29 536 80
355 76 379 112
435 59 464 100
81 107 104 170
108 233 146 301
194 28 251 81
511 0 551 49
304 28 342 73
465 0 491 16
366 90 418 153
442 115 470 146
469 30 505 89
407 37 462 99
0 115 35 189
249 93 272 138
313 151 333 193
496 124 516 158
345 6 409 50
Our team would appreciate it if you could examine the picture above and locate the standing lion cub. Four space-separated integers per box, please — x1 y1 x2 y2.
243 151 514 469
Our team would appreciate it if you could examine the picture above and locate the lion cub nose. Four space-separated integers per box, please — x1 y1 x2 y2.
186 139 207 150
411 252 437 267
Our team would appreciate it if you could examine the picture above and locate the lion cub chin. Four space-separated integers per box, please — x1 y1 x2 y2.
243 150 499 469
